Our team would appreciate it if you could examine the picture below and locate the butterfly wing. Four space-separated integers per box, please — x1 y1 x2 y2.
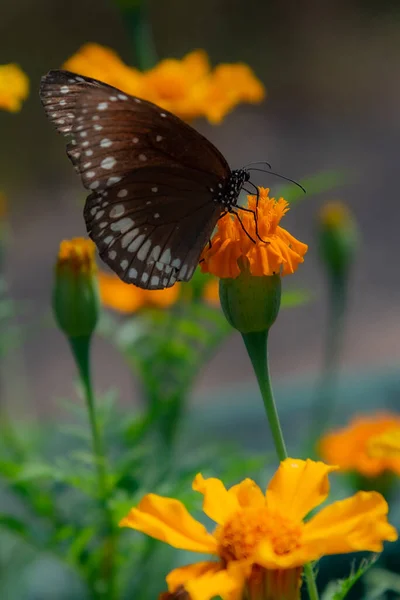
40 70 229 288
84 166 221 288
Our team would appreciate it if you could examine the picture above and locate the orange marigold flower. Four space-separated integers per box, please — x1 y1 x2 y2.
120 459 397 600
200 188 308 279
98 271 180 313
319 413 400 477
62 44 265 123
368 430 400 458
0 64 29 112
202 278 220 306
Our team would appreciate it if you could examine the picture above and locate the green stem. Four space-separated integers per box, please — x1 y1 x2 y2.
116 0 158 70
309 275 347 450
242 329 319 600
242 331 287 460
69 336 117 600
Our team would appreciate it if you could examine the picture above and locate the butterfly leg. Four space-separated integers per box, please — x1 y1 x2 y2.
235 205 269 244
231 210 257 244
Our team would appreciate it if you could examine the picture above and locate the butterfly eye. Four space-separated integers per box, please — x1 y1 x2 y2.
40 70 250 290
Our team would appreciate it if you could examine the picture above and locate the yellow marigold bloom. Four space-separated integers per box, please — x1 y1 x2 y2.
120 459 397 600
197 63 266 124
63 44 265 123
200 188 308 279
319 414 400 477
98 271 180 313
0 63 29 112
320 201 353 228
63 43 147 98
368 430 400 458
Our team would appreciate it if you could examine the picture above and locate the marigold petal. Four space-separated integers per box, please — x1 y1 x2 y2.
266 459 338 521
228 479 265 508
168 560 246 600
319 413 400 477
256 538 317 569
120 494 218 553
193 474 240 525
0 63 29 112
201 190 307 279
303 491 398 555
98 272 144 313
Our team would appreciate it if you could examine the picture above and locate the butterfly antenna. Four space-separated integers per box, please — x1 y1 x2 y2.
247 167 306 194
243 160 272 170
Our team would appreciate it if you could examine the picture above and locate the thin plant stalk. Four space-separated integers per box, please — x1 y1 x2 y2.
69 336 117 600
242 330 319 600
309 276 347 447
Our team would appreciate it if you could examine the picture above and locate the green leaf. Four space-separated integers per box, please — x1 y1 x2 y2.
278 169 349 204
0 515 27 535
321 556 378 600
281 289 311 308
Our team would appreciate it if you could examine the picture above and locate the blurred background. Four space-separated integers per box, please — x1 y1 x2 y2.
1 0 400 417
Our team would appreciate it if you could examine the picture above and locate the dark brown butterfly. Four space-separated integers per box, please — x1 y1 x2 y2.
40 70 254 290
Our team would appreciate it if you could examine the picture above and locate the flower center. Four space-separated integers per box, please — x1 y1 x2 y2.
216 507 303 562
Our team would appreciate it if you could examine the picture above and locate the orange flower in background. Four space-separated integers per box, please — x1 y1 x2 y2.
98 271 180 313
63 44 265 123
368 430 400 458
202 278 220 306
0 63 29 112
120 459 397 600
319 414 400 477
200 188 308 279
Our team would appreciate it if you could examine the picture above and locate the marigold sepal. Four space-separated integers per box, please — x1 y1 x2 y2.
53 238 99 338
318 201 358 284
219 262 281 334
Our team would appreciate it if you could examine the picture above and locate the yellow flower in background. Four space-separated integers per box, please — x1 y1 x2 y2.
319 414 400 477
368 430 400 458
63 43 148 98
200 188 308 279
120 459 396 600
0 64 29 112
63 44 265 123
98 271 180 313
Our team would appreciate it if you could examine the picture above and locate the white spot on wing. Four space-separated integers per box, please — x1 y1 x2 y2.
156 135 163 142
121 259 129 270
60 86 69 94
122 228 139 248
160 248 171 264
129 268 138 279
107 176 121 186
110 204 125 218
128 234 145 253
141 272 149 283
171 258 181 269
151 275 160 287
133 137 139 144
108 250 117 260
117 189 128 198
101 156 117 170
100 138 113 148
137 239 152 261
151 186 158 193
139 154 147 162
150 245 161 261
89 181 100 190
119 94 128 100
98 102 108 110
110 217 134 233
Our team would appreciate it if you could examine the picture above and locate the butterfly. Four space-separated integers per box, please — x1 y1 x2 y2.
40 70 259 290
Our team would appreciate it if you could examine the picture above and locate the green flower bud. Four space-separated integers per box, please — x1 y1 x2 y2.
318 201 358 282
53 237 100 338
219 261 281 333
